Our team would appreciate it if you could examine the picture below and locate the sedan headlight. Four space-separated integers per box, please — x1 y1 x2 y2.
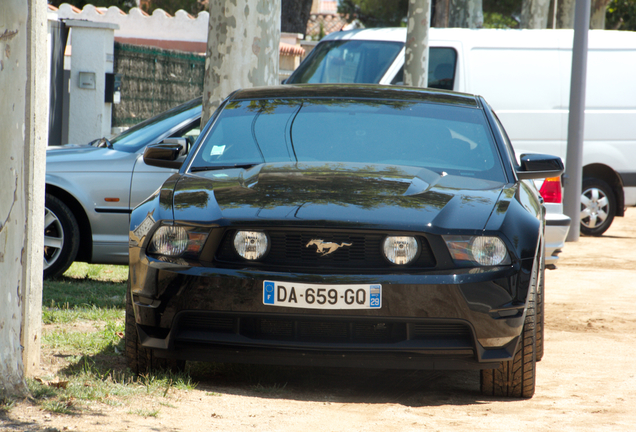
234 231 269 260
148 226 208 257
383 236 418 265
443 235 511 266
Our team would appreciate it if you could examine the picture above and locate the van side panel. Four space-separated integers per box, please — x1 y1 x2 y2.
467 47 565 158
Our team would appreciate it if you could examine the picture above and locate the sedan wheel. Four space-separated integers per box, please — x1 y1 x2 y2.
580 178 616 236
44 194 80 279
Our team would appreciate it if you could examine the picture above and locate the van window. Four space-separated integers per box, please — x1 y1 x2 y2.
391 47 457 90
287 40 403 84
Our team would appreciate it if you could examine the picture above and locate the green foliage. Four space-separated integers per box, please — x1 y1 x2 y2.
339 0 409 27
606 0 636 30
483 12 519 29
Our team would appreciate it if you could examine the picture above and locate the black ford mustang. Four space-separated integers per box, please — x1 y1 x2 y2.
127 85 563 398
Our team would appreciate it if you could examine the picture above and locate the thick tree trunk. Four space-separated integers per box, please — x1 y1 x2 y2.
448 0 483 28
404 0 432 87
557 0 576 28
202 0 281 125
281 0 313 36
590 0 611 29
0 0 46 397
433 0 450 27
521 0 551 29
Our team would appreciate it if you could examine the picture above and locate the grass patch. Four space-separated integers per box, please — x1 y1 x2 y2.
63 262 129 283
30 263 198 416
128 408 160 418
43 319 125 356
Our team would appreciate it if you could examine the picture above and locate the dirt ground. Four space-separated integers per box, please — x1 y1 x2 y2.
4 210 636 432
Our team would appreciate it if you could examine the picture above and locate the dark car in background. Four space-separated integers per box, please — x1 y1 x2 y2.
127 84 563 398
44 98 201 278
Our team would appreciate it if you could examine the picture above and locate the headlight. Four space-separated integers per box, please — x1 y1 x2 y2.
443 235 510 266
148 226 208 257
383 236 418 265
234 231 268 260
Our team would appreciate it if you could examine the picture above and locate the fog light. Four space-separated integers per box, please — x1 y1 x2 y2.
234 231 268 260
383 236 418 265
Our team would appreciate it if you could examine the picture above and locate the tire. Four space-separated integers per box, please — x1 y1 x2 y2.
580 177 616 236
125 278 184 374
44 194 80 279
481 283 536 398
536 253 545 362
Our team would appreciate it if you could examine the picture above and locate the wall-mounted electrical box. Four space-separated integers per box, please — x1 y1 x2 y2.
78 71 96 89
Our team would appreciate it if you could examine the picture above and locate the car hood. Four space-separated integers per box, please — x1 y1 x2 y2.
171 163 506 233
46 144 138 172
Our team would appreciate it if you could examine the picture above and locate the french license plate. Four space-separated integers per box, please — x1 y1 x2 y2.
263 281 382 310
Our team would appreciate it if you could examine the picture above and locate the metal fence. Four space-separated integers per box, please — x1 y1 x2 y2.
113 43 205 127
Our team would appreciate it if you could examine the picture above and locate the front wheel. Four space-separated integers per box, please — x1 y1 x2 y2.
44 194 80 279
580 178 616 236
480 284 536 398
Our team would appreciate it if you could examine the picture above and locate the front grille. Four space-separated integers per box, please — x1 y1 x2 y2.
215 229 436 270
175 312 473 348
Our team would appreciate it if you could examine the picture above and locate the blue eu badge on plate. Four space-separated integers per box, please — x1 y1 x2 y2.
263 281 275 305
369 285 381 308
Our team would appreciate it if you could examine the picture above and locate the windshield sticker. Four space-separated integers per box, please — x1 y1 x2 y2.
211 145 226 156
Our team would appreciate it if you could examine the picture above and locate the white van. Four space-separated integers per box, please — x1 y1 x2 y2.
287 28 636 237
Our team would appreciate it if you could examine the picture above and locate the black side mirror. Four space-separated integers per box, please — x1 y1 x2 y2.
143 143 183 169
517 154 564 179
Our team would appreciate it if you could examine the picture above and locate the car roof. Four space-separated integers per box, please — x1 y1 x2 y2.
230 84 480 109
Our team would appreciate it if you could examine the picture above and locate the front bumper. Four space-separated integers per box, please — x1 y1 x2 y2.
129 260 531 370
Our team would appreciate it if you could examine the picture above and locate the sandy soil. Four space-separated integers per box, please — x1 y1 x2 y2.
3 210 636 432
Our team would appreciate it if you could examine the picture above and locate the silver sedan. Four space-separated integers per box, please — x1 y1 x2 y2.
44 98 201 278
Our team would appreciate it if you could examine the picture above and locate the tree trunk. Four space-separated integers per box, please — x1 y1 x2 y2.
202 0 281 125
404 0 432 87
433 0 450 27
590 0 611 29
0 0 47 398
557 0 576 28
281 0 313 36
448 0 483 28
521 0 551 29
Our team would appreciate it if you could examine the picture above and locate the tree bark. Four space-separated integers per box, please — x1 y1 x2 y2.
0 0 47 397
202 0 281 125
521 0 551 29
590 0 611 29
557 0 576 28
433 0 450 27
404 0 432 87
281 0 313 36
448 0 483 28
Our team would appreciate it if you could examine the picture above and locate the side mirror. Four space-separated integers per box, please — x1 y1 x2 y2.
516 154 564 179
143 143 183 169
161 137 187 155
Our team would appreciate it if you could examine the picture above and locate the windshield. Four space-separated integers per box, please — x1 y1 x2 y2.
287 40 403 84
190 98 505 182
111 98 201 152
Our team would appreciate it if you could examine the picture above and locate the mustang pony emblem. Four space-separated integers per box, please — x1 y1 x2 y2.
306 239 352 256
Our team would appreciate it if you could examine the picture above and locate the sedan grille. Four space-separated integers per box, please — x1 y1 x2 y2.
215 230 436 270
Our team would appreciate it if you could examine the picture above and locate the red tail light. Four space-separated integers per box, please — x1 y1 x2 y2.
539 176 562 203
